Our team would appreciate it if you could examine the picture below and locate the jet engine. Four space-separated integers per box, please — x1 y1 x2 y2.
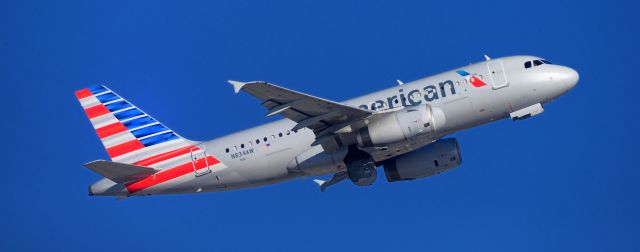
344 145 377 186
383 138 461 182
357 104 446 147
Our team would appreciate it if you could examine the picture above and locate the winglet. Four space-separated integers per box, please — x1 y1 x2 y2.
313 179 327 192
228 80 247 94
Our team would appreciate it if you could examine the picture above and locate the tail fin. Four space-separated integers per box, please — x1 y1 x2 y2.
75 85 195 166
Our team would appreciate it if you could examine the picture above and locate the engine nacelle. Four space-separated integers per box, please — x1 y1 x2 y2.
357 104 446 147
344 145 377 186
383 138 461 182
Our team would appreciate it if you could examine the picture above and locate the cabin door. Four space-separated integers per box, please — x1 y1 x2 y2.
486 60 508 89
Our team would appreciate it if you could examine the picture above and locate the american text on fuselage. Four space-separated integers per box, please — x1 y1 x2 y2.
357 80 457 111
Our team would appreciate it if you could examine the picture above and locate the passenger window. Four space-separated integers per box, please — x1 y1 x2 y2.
241 144 244 149
278 132 283 137
271 135 275 140
533 60 543 66
233 146 237 151
256 139 260 144
524 61 532 68
225 148 229 153
286 130 291 135
248 141 252 146
263 137 268 142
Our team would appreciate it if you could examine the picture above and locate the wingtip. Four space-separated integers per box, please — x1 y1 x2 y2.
313 179 327 192
228 80 247 93
82 160 106 169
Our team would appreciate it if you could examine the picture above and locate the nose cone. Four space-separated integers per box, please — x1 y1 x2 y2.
562 67 579 90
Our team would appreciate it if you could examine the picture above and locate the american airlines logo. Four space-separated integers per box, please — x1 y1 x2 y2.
358 69 485 111
456 70 487 87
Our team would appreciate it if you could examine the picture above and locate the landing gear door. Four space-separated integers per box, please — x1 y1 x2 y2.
487 60 508 89
191 145 212 177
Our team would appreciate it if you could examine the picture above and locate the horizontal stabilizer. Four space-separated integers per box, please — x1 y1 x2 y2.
84 160 159 183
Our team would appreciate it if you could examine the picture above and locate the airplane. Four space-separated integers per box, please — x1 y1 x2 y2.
76 55 578 197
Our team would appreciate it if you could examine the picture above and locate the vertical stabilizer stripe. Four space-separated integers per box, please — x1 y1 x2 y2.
105 100 132 112
75 89 92 99
106 140 145 158
140 132 179 147
96 92 119 103
84 105 110 119
96 122 128 139
114 108 144 121
132 124 169 138
88 85 108 94
123 116 157 130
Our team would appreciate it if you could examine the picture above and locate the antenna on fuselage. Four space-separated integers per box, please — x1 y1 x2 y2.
484 54 491 61
396 79 404 85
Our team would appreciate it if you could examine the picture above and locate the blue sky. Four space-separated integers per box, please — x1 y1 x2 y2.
1 0 639 251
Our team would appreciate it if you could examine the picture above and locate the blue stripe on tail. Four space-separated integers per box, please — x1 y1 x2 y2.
88 85 108 94
114 108 144 121
132 124 169 138
96 92 120 103
140 132 180 147
123 116 157 130
105 100 132 112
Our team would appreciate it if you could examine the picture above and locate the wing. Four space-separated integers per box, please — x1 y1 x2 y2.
229 80 372 148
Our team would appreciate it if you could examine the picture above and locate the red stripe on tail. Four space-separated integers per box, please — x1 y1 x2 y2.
75 88 92 99
126 156 219 193
84 104 110 119
106 140 145 158
96 122 128 139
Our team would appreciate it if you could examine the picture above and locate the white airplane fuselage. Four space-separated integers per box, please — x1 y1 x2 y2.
87 55 578 196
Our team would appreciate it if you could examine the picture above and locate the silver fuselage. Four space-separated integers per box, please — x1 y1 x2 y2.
91 55 579 196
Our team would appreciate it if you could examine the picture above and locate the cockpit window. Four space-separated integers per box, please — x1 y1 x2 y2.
533 60 544 66
525 59 552 69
